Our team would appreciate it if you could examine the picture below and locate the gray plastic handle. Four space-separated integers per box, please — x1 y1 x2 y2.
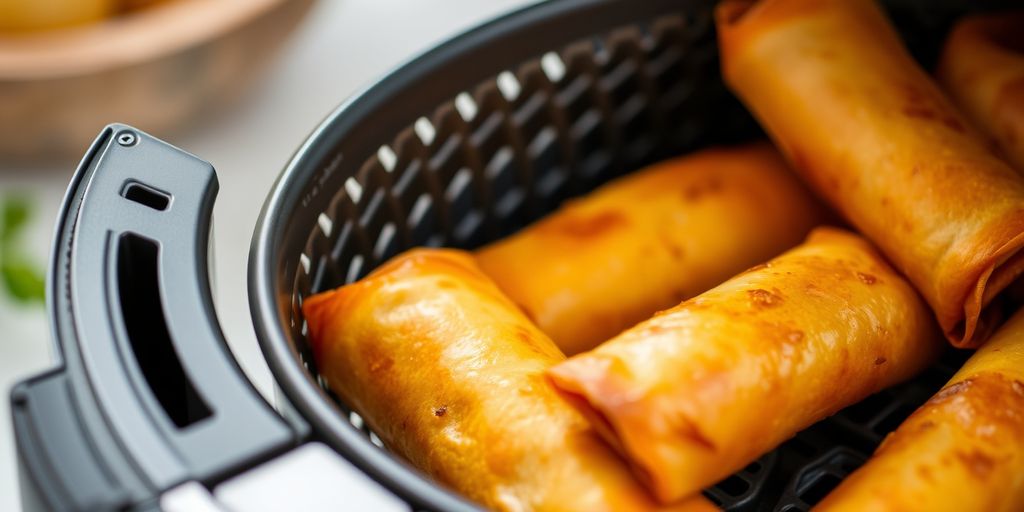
11 124 301 511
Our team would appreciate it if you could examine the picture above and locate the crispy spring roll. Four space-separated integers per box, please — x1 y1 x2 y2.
547 228 943 503
477 143 826 355
939 11 1024 171
716 0 1024 348
303 249 716 512
816 308 1024 512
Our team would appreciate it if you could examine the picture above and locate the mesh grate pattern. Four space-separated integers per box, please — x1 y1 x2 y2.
268 1 1004 509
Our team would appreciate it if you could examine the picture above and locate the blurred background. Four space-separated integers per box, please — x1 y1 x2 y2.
0 0 532 508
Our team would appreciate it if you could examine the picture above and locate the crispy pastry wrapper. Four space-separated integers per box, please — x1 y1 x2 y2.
547 228 942 503
477 143 826 355
817 308 1024 512
939 11 1024 171
717 0 1024 348
303 249 715 512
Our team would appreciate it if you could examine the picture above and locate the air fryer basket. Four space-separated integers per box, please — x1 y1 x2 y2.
250 0 1014 510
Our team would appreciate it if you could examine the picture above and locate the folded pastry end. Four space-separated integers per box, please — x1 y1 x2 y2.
548 355 716 504
957 230 1024 346
545 357 625 454
548 227 941 503
717 0 1024 350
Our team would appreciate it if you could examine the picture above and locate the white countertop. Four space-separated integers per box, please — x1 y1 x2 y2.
0 0 533 508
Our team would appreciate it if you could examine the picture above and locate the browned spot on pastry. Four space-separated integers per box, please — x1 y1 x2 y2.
788 146 811 173
902 105 939 121
544 210 627 238
642 323 667 336
368 357 393 374
682 176 724 201
942 117 966 133
434 405 447 417
857 272 878 285
804 282 829 298
874 356 887 365
657 229 685 261
930 379 972 404
901 105 962 134
513 326 549 355
748 288 783 307
665 241 685 260
955 449 997 479
902 82 927 105
363 342 394 374
924 375 1024 439
900 86 965 133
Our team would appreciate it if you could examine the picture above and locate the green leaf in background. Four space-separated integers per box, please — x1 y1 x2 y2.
1 258 44 303
0 196 30 243
0 195 45 305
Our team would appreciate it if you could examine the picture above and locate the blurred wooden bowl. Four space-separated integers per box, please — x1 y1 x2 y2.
0 0 314 162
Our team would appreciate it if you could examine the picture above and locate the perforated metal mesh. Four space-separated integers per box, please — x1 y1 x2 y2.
271 2 998 510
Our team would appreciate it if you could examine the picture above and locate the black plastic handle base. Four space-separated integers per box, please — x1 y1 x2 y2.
11 124 302 511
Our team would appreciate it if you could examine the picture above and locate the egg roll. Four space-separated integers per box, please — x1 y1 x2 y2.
477 143 826 355
303 249 716 512
939 11 1024 171
716 0 1024 348
547 228 943 503
816 308 1024 512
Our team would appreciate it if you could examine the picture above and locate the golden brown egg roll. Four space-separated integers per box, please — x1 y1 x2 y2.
716 0 1024 348
939 11 1024 171
547 228 943 503
303 249 716 512
476 143 826 355
816 308 1024 512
